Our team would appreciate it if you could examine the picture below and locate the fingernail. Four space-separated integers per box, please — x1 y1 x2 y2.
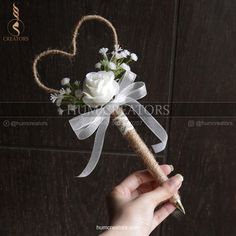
169 165 174 171
175 174 184 182
168 174 184 188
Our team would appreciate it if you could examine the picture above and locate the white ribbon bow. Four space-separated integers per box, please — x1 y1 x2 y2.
69 71 168 177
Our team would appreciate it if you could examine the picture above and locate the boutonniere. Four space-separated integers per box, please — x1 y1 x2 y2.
50 45 138 115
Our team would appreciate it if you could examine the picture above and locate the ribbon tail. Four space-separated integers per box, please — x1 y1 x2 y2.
127 100 168 153
77 117 110 177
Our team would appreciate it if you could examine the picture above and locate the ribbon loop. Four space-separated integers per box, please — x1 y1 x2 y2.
125 98 167 153
69 108 106 139
119 71 137 91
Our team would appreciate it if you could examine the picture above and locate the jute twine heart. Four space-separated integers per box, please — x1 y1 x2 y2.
32 15 119 93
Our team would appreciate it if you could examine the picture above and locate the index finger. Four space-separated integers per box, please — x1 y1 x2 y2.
117 165 173 195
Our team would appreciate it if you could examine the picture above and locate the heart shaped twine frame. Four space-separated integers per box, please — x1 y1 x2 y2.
32 15 118 94
32 14 185 214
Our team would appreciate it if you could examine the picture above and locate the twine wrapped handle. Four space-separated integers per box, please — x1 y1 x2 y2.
32 15 118 93
32 15 185 214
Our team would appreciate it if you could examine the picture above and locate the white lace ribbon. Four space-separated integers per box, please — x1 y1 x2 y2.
69 71 168 177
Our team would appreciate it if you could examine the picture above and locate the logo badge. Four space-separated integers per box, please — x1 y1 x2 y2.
3 2 29 41
7 3 24 36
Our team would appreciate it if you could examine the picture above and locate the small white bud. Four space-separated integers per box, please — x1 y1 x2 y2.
61 77 70 86
99 48 108 55
123 49 130 56
95 62 102 69
131 53 138 61
57 107 64 115
120 51 128 58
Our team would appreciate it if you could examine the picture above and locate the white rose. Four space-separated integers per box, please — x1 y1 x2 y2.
82 71 119 108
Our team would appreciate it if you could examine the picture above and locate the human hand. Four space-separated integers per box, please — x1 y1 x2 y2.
100 165 183 236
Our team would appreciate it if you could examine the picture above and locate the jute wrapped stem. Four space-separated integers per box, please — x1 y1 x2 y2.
32 15 185 214
111 108 185 213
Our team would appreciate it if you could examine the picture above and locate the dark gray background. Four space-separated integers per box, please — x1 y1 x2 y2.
0 0 235 235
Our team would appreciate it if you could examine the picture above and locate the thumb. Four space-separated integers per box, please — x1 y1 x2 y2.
141 174 184 208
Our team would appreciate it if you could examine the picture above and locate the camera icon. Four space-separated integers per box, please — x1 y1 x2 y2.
3 120 10 127
188 120 195 127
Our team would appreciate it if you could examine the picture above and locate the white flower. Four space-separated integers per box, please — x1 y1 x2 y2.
65 88 71 94
131 53 138 61
56 96 63 107
120 51 128 58
120 63 130 71
115 52 128 59
123 49 130 56
108 62 116 70
112 45 126 59
95 62 102 69
57 107 64 115
59 88 66 95
54 90 65 106
114 49 130 59
61 77 70 86
99 48 108 55
50 92 64 106
50 94 58 103
82 71 119 108
75 89 82 99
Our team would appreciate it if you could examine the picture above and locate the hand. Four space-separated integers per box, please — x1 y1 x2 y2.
99 165 183 236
